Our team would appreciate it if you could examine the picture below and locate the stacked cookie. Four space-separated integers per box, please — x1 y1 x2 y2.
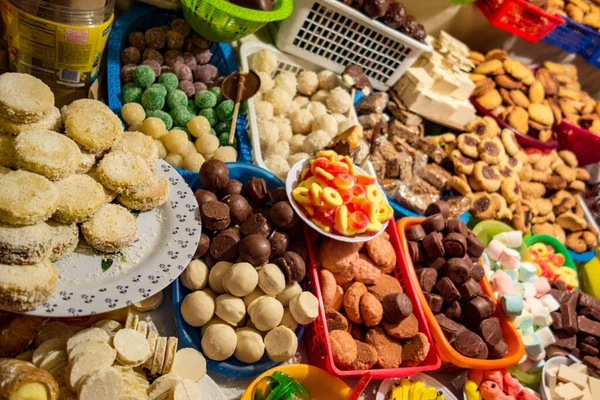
319 233 431 370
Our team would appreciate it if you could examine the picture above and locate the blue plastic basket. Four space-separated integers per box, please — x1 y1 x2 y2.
542 16 599 54
106 3 252 168
580 35 600 68
172 162 304 378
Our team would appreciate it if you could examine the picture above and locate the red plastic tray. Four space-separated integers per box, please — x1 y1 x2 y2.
476 0 564 43
556 119 600 166
303 221 442 378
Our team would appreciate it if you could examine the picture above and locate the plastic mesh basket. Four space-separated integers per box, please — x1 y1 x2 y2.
580 35 600 68
555 119 600 166
476 0 564 43
542 16 599 53
180 0 293 43
271 0 431 91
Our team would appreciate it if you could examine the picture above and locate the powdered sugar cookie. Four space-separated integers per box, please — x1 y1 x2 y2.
0 106 62 136
118 169 169 211
87 168 117 203
63 100 123 152
0 259 57 311
0 170 59 226
0 73 54 123
46 221 79 261
77 367 123 400
111 131 159 167
0 133 15 168
66 327 110 354
66 349 116 391
53 174 105 223
113 329 151 367
0 222 52 265
14 129 81 180
97 151 152 193
81 204 138 253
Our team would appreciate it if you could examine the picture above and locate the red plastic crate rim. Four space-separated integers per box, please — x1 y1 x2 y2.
304 220 442 378
556 120 600 166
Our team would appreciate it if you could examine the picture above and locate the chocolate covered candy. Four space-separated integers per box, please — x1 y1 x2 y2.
466 233 485 258
436 277 460 303
273 251 306 283
408 241 426 264
405 225 426 241
201 201 230 230
210 229 239 261
382 293 413 323
425 201 449 219
246 177 269 206
422 214 445 233
221 194 251 225
454 331 486 358
459 279 482 301
268 231 288 260
240 213 270 237
218 179 244 198
424 292 443 313
479 317 502 346
195 189 218 206
444 301 462 321
199 160 229 190
444 258 471 286
464 295 495 321
435 314 464 343
416 268 437 292
422 232 444 258
443 233 467 258
270 201 299 230
239 233 271 266
446 219 468 237
194 233 210 258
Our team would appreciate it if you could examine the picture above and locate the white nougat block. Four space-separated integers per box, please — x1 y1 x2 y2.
558 364 588 389
555 382 584 400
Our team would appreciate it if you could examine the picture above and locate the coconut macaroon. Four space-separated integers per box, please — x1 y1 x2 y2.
63 100 123 152
118 169 170 211
53 174 105 223
0 259 57 311
81 204 138 253
97 151 152 194
14 129 82 181
0 73 55 123
0 170 59 226
46 221 79 261
0 222 52 265
111 131 159 167
0 106 62 136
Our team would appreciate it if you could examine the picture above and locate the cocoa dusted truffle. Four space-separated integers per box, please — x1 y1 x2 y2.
239 234 271 266
194 189 218 206
200 201 230 231
218 179 244 198
270 201 299 230
269 231 289 260
240 213 271 237
199 160 229 190
246 177 269 206
221 194 251 225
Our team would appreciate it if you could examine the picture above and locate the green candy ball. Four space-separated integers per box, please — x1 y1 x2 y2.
239 101 248 115
158 73 179 92
219 132 236 147
194 90 217 109
216 99 235 121
150 83 168 97
208 128 217 136
199 108 217 126
187 99 198 115
210 86 225 103
122 83 143 104
141 87 165 111
148 110 173 130
170 106 193 127
132 65 155 88
167 89 188 109
214 120 232 135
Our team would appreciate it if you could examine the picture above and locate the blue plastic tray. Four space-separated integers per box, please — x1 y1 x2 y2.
542 16 599 54
172 162 304 378
106 3 252 164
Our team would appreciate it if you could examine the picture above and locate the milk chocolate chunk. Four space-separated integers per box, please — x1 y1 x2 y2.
268 231 288 260
444 258 471 286
425 257 446 271
446 219 468 237
416 268 438 292
199 160 229 191
406 225 426 241
579 292 600 311
551 312 563 330
444 301 462 321
459 279 482 301
454 331 485 358
210 230 239 261
408 241 426 264
424 292 443 313
221 194 251 225
239 234 271 266
240 213 270 237
581 308 600 321
580 335 599 347
476 342 489 359
422 232 444 258
470 263 485 282
554 331 577 349
382 293 413 323
273 251 306 283
422 214 445 233
424 201 449 220
489 340 508 359
464 296 494 321
550 288 570 304
435 314 462 342
584 355 600 370
578 316 600 337
580 343 599 356
466 233 485 258
201 201 230 231
436 277 460 303
479 317 501 346
443 233 467 258
269 187 288 204
194 233 211 258
218 179 244 198
245 177 269 206
551 280 568 291
195 188 218 206
561 294 579 334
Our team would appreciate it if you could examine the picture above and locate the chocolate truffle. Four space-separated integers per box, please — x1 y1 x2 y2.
194 233 210 258
273 251 306 283
246 177 269 206
201 201 230 231
363 0 390 18
381 2 406 29
210 230 239 261
199 159 229 190
221 194 251 225
382 293 413 323
269 187 288 204
269 231 289 260
270 201 299 230
218 179 244 198
239 234 271 266
194 189 218 206
240 213 270 237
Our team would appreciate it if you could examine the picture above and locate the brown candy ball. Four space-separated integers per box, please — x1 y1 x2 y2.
199 160 229 191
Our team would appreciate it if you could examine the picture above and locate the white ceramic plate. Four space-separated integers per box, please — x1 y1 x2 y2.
286 158 389 243
22 160 201 317
376 373 458 400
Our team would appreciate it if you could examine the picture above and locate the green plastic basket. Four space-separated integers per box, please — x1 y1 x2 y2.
525 234 578 290
181 0 293 42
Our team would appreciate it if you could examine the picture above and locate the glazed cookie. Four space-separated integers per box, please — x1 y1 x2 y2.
329 330 357 367
449 175 472 196
118 169 169 211
528 104 554 126
367 274 402 302
53 174 105 223
318 239 360 273
63 100 123 152
507 106 529 134
451 150 475 175
476 89 502 110
383 313 418 339
501 129 520 156
14 129 82 181
46 221 79 262
0 170 59 226
365 326 403 369
457 134 480 159
520 181 546 198
343 282 368 323
350 341 378 370
365 236 396 273
0 222 51 265
478 138 505 165
509 91 530 109
503 59 533 82
0 73 54 122
500 178 521 204
97 151 152 194
495 74 522 90
359 292 383 327
470 192 498 220
0 259 57 311
0 106 62 136
81 204 138 253
111 131 159 167
473 59 503 75
473 162 501 192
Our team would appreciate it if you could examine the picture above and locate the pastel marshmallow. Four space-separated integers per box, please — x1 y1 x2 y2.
518 262 538 283
512 310 533 331
535 326 556 348
522 332 544 358
533 277 551 297
513 282 525 297
518 358 533 372
499 248 520 270
540 294 560 312
525 297 543 312
529 350 546 362
487 239 507 261
531 304 552 327
481 252 491 268
491 270 514 296
494 231 523 247
530 358 546 372
505 269 518 282
501 294 524 317
523 282 537 299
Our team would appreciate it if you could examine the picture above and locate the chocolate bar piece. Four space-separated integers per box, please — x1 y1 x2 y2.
425 257 446 271
464 296 495 321
489 340 508 359
419 163 452 191
411 176 440 196
580 334 599 347
578 316 600 338
459 279 482 301
580 343 599 356
444 258 471 286
444 301 462 321
435 313 463 343
479 317 502 346
406 225 426 241
584 356 600 371
554 331 577 349
561 294 579 334
579 293 600 312
551 311 563 330
424 292 444 313
436 277 460 303
422 232 444 258
389 135 420 159
550 280 568 291
454 331 486 358
378 140 402 179
416 268 438 292
550 288 570 304
581 308 600 321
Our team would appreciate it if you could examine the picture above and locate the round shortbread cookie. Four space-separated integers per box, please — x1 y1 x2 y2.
81 204 138 253
0 133 15 168
76 152 96 174
0 259 57 311
0 106 62 136
46 221 79 262
14 129 82 180
78 367 123 400
63 100 123 152
66 327 110 355
0 73 54 123
66 349 116 392
60 98 112 118
111 131 159 167
0 170 59 226
97 151 152 194
53 174 105 223
118 169 169 211
87 168 116 203
113 329 151 366
0 222 52 265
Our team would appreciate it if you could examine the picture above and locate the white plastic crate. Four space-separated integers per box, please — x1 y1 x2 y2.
271 0 432 91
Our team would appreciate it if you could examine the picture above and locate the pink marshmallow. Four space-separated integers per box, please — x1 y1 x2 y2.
498 248 520 270
533 277 551 298
487 239 507 261
525 297 543 312
523 282 537 299
518 358 533 372
491 269 514 296
529 350 546 362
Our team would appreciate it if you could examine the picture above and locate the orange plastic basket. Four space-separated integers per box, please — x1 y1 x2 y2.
396 217 525 370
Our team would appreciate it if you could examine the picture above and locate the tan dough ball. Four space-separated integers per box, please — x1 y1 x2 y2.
264 155 290 181
289 292 318 324
293 96 310 108
274 72 297 97
256 72 274 92
331 113 346 123
203 288 217 300
326 87 352 114
275 282 302 307
287 152 310 167
265 141 290 160
155 140 168 159
201 316 231 336
289 109 313 135
212 146 237 163
182 152 205 172
297 71 319 96
163 129 189 154
242 287 269 308
302 130 331 154
222 262 258 297
264 88 292 116
249 296 284 331
121 103 146 127
181 259 209 291
338 119 357 134
234 328 265 364
251 49 278 75
312 114 338 138
258 119 279 151
289 135 306 154
215 294 246 325
181 291 215 327
255 101 274 120
272 117 293 143
280 308 299 331
201 324 237 361
257 263 286 296
208 261 233 294
264 326 297 362
305 101 327 117
195 134 219 156
164 153 183 168
187 116 211 138
141 117 167 139
318 70 339 90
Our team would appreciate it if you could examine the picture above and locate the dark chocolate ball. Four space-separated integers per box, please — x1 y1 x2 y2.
381 2 406 29
210 230 240 261
218 179 244 199
269 187 288 204
240 213 271 237
194 233 210 258
270 201 299 230
221 194 251 225
363 0 390 19
239 234 271 266
245 177 269 206
269 231 289 260
194 189 218 206
199 160 229 190
273 251 306 283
